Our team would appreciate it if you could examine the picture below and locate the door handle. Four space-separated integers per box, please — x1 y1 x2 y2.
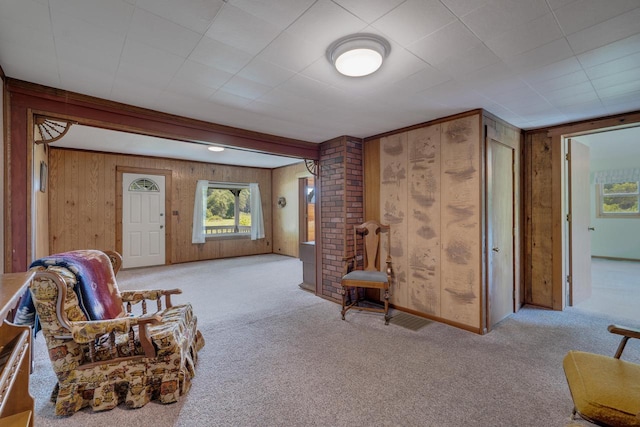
160 225 164 229
588 227 595 231
492 247 500 252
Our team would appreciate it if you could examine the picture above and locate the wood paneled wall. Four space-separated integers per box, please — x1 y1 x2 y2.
365 110 522 333
49 148 272 264
272 161 311 257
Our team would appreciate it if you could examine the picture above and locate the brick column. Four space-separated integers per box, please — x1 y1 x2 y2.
319 136 363 300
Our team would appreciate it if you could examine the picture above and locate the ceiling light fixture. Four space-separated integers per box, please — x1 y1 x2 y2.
207 146 224 152
327 33 391 77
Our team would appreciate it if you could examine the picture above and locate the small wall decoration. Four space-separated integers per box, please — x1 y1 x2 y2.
277 196 287 208
39 161 48 193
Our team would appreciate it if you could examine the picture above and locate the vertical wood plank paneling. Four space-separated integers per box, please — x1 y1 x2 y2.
363 139 380 221
529 132 554 307
49 148 273 264
380 132 409 307
272 162 310 257
376 113 486 331
440 115 481 329
406 124 441 316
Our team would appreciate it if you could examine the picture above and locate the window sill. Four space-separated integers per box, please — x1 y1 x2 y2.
205 234 251 241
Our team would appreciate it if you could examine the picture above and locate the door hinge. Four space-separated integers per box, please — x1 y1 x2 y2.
566 213 571 222
567 275 572 284
565 153 570 161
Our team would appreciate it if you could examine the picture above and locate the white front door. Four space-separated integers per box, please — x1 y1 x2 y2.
122 173 166 268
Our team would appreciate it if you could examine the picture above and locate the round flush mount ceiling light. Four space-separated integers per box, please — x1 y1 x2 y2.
327 33 391 77
207 146 224 152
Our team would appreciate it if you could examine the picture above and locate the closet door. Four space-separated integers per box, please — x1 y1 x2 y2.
487 127 515 329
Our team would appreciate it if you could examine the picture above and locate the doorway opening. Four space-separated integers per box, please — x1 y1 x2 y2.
563 124 640 322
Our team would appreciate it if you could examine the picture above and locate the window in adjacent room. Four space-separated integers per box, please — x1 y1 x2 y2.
596 181 640 218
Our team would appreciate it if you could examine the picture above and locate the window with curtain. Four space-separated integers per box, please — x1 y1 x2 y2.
192 181 264 243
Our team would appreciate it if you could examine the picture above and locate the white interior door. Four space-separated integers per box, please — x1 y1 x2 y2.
568 139 592 305
122 173 166 268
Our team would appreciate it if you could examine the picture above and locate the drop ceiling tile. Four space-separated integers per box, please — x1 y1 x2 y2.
408 21 482 65
519 57 583 85
55 38 121 76
546 0 576 10
50 0 134 34
546 89 600 108
134 0 224 34
566 7 640 54
220 75 273 100
128 8 202 57
577 33 640 68
50 12 125 74
372 0 455 46
504 38 574 73
539 81 596 102
0 0 52 30
585 51 640 80
553 0 638 36
529 70 590 93
597 80 640 99
433 43 501 77
556 99 604 114
371 41 430 83
258 31 322 73
591 67 640 90
205 4 281 55
287 0 367 47
189 37 253 74
209 89 254 108
0 43 59 86
256 87 323 114
111 78 161 108
237 58 295 87
172 60 232 90
0 11 56 57
165 78 217 101
439 0 490 17
460 0 550 41
332 0 405 24
277 75 331 101
460 61 519 89
231 0 316 29
392 65 451 94
57 60 114 99
485 13 563 59
600 88 640 109
117 39 185 88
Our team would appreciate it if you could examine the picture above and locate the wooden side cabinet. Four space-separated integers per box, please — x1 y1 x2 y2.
0 271 35 427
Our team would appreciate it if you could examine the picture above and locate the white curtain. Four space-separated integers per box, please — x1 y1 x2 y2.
249 183 265 240
592 168 640 184
191 180 208 244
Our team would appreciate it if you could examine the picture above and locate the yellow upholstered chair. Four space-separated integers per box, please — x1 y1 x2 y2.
340 221 392 324
16 250 204 416
563 324 640 426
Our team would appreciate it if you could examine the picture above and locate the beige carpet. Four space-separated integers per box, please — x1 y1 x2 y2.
29 254 640 427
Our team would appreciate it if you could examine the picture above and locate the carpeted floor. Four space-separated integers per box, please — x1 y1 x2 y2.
29 254 640 427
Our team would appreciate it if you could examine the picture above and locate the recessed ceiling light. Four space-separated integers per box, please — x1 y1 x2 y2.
208 146 224 152
327 33 391 77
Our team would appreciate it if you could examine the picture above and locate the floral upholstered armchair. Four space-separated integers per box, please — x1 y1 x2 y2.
18 249 204 416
